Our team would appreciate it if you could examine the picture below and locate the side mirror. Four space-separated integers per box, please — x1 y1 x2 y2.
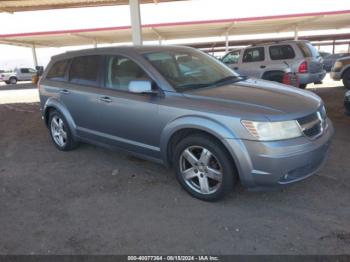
128 80 156 94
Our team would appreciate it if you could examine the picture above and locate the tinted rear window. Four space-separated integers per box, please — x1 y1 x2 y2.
47 60 69 81
297 42 319 58
269 45 295 60
69 55 100 86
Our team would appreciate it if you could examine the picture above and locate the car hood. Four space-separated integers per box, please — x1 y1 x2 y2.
182 78 322 121
337 56 350 63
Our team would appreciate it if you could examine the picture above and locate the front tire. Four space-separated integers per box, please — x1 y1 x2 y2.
342 69 350 89
299 84 307 89
173 134 236 201
49 110 78 151
9 77 17 84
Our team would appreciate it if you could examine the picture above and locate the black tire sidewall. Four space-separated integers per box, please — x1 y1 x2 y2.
343 70 350 89
9 77 17 84
48 110 75 151
173 134 236 201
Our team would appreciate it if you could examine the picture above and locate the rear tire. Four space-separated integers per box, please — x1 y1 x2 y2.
173 134 236 201
342 69 350 89
48 110 78 151
262 71 284 83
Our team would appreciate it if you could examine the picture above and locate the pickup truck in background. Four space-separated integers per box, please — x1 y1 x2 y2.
0 68 37 84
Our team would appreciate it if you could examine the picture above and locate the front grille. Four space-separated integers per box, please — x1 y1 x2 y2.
304 124 322 137
297 108 327 139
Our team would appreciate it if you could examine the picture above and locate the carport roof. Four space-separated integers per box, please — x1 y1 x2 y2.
0 0 181 12
1 9 350 47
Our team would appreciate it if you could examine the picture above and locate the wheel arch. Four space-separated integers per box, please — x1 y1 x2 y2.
43 98 77 137
160 116 239 169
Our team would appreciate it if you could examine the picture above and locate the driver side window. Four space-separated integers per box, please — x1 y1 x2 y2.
222 50 240 64
105 56 150 91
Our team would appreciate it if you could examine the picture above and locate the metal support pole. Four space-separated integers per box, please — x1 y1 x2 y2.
332 40 335 54
31 44 38 67
225 32 229 53
129 0 143 45
93 39 97 48
348 43 350 53
158 36 162 45
294 26 298 41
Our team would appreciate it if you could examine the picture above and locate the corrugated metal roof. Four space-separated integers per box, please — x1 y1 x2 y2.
0 0 180 12
1 10 350 48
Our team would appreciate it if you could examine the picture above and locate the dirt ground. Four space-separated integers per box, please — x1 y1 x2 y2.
0 79 349 255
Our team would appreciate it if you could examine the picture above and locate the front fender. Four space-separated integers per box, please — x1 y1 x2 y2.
160 115 237 165
44 98 77 137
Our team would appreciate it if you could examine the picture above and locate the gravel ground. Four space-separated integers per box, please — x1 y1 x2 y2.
0 80 349 255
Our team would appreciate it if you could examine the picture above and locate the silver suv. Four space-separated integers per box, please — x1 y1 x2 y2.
39 46 333 201
222 40 326 89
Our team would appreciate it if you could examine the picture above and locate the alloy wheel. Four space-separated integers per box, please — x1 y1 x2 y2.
179 146 223 195
50 116 67 147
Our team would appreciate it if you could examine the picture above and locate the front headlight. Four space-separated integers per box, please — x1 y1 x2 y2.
241 120 302 141
333 61 343 72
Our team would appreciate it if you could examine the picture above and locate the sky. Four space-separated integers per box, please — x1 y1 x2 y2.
1 0 350 69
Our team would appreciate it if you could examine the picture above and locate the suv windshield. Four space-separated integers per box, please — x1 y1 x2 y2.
143 49 242 92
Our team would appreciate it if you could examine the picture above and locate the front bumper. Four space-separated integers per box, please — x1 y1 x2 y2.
297 70 326 85
330 71 342 81
224 119 334 190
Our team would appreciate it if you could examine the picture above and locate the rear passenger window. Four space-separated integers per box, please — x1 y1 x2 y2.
69 55 100 86
242 47 265 63
269 45 295 60
47 60 69 81
105 56 149 91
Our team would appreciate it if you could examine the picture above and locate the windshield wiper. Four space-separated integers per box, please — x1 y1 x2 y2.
177 83 212 90
177 75 248 91
210 75 248 87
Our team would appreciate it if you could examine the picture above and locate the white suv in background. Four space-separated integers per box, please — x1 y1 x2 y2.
221 40 326 89
0 67 37 84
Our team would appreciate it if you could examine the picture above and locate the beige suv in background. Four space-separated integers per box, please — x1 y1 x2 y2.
331 56 350 89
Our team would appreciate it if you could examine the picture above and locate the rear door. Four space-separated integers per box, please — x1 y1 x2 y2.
238 47 266 78
59 55 105 137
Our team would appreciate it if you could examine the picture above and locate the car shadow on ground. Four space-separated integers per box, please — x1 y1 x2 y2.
0 82 36 91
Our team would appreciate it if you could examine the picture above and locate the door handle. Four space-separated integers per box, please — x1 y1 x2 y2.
260 65 266 69
60 89 70 95
99 96 112 103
